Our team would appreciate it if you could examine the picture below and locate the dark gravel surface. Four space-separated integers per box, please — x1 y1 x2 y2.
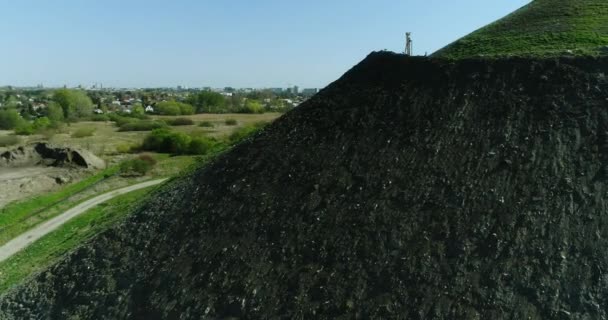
3 52 608 319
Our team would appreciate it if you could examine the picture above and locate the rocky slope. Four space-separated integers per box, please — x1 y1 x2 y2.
3 52 608 319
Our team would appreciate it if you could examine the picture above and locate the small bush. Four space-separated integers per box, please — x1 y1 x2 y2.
142 128 219 155
119 154 156 176
108 113 138 127
118 121 167 132
115 143 136 154
0 109 22 130
155 101 195 116
199 121 214 128
71 127 96 138
90 114 110 122
33 117 51 130
0 135 20 147
224 119 238 126
164 131 192 154
189 136 216 155
165 118 194 126
14 123 34 136
238 100 265 114
138 153 157 166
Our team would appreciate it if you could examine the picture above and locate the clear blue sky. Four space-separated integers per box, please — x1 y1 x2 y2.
0 0 530 89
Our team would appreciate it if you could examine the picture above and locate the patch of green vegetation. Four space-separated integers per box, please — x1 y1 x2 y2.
119 154 157 176
0 166 120 245
118 120 167 132
225 118 238 126
142 129 221 155
198 121 215 128
89 114 110 122
0 186 155 294
70 127 96 138
148 154 199 177
165 117 195 126
155 101 195 116
433 0 608 59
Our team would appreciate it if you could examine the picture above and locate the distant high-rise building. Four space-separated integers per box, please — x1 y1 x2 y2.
292 86 299 94
302 88 318 96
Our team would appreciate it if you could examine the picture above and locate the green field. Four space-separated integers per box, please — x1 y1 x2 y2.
434 0 608 59
13 113 280 158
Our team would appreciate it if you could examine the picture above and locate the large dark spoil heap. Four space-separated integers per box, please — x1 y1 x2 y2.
3 52 608 319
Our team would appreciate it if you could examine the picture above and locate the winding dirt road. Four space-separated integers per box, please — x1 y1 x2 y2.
0 178 167 263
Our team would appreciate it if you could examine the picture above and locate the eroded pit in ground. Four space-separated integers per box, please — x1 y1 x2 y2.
0 143 105 207
0 143 105 169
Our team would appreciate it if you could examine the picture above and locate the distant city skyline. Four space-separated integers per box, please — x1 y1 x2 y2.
0 0 530 88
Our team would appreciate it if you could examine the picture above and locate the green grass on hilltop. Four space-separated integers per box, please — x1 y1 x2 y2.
433 0 608 59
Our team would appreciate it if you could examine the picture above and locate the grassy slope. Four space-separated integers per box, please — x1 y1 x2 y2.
433 0 608 59
0 186 155 293
0 166 119 243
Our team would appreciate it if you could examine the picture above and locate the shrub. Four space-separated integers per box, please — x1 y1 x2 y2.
14 123 34 136
142 129 168 151
164 131 192 154
155 101 195 116
179 103 195 115
33 117 51 130
166 118 194 126
137 153 157 166
224 119 238 126
46 102 64 122
239 100 265 114
118 121 167 132
0 135 20 147
90 114 110 122
108 113 138 127
0 109 22 130
199 121 214 128
119 154 156 176
189 136 216 155
71 127 96 138
142 128 221 155
115 143 136 154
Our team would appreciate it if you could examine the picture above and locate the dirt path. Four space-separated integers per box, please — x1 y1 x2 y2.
0 179 167 263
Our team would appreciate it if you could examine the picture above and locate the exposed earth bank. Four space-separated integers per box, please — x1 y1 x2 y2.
2 52 608 319
0 143 105 207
